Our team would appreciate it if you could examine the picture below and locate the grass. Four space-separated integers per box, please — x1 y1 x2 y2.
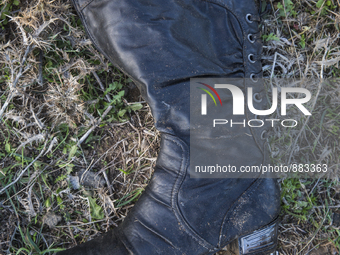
0 0 340 254
261 0 340 254
0 0 158 254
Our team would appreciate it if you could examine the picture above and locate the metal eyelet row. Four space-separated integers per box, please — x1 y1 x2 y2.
246 12 267 137
261 130 268 139
246 14 253 23
250 73 258 83
248 54 256 63
248 34 255 43
253 92 262 102
246 14 260 82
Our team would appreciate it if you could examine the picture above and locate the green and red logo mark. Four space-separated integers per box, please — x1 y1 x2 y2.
197 82 222 115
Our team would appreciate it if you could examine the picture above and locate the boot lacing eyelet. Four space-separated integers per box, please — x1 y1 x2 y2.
248 34 255 43
246 14 253 23
254 115 263 124
253 92 262 102
250 73 258 83
248 54 256 63
261 130 268 139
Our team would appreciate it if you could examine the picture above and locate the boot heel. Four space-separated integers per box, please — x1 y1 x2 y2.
226 222 278 255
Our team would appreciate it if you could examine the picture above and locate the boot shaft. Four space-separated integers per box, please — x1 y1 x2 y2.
73 0 265 140
61 0 281 254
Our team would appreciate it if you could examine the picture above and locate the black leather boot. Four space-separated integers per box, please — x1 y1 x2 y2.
58 0 280 254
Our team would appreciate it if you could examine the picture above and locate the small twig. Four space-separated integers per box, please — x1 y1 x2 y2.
0 138 48 195
314 205 340 209
16 133 45 152
0 4 8 20
77 72 114 146
38 49 44 86
55 215 117 228
31 104 45 130
27 184 37 217
77 106 112 146
79 196 92 223
33 18 58 37
80 159 94 185
102 171 113 195
0 90 17 121
68 225 77 245
92 71 112 102
10 17 29 45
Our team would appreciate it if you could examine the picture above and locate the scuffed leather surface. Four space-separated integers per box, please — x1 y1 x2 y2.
58 0 281 254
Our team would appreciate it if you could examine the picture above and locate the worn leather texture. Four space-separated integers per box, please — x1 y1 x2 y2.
58 0 281 254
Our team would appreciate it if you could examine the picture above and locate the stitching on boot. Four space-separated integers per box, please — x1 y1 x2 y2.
116 227 137 254
219 178 280 246
160 135 213 250
218 178 263 245
80 0 95 11
199 0 246 43
135 218 178 249
146 191 172 208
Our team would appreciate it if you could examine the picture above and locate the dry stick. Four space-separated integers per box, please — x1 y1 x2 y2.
55 215 117 228
314 204 340 208
102 170 113 195
287 39 329 165
92 71 113 102
77 105 113 146
79 159 94 185
77 71 114 146
0 138 48 195
0 44 33 121
0 90 17 121
37 49 44 86
27 184 37 217
79 195 92 223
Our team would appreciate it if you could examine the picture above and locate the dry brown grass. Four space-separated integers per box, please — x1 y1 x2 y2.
0 0 159 253
261 1 340 254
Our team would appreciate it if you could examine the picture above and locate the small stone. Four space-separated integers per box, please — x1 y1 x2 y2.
78 170 106 189
43 212 61 228
69 175 80 190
